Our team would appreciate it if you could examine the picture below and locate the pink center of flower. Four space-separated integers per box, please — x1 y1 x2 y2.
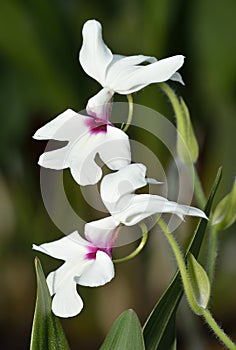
85 117 111 134
86 246 112 260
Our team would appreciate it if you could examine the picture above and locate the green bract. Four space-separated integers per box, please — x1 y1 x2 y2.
161 83 199 164
212 178 236 230
187 253 211 309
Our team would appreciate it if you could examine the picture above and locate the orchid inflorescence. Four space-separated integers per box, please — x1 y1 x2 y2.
33 19 207 319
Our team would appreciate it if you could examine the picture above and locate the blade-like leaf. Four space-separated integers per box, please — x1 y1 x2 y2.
100 309 145 350
30 257 70 350
156 316 177 350
143 167 222 350
187 253 210 309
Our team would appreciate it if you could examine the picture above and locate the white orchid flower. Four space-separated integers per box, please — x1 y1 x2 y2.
33 217 117 318
79 19 185 120
100 163 207 226
33 108 131 186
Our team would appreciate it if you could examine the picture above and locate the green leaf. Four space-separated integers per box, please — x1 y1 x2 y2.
100 309 145 350
143 167 222 350
30 257 70 350
187 253 210 309
212 178 236 230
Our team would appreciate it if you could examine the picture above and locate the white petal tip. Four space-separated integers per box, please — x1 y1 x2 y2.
32 132 43 140
51 286 84 318
32 244 41 251
52 304 84 318
195 209 208 220
146 178 164 185
37 154 52 169
178 55 185 62
189 209 208 220
170 72 185 85
37 155 48 168
83 19 101 30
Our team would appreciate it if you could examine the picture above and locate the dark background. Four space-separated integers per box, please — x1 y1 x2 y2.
0 1 236 349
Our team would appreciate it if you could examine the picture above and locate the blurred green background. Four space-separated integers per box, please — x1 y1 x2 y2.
0 1 236 349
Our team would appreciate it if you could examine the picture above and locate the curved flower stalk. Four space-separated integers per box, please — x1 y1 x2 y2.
33 108 131 186
100 163 207 226
79 19 185 120
33 217 117 318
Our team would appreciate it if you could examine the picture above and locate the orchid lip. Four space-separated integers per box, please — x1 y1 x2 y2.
86 245 112 260
84 116 113 134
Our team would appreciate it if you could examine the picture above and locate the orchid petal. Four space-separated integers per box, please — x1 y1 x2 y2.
97 126 131 171
79 20 185 98
34 109 89 170
100 163 207 225
170 72 185 85
84 216 118 248
69 137 103 185
86 87 114 120
101 163 147 206
110 194 207 226
106 55 158 88
146 177 163 185
163 200 208 219
76 250 114 287
32 231 89 261
34 110 131 186
111 194 167 225
33 226 117 318
109 54 157 68
46 259 90 294
51 275 84 318
33 109 81 141
38 146 70 170
68 124 131 185
79 20 113 86
107 55 185 94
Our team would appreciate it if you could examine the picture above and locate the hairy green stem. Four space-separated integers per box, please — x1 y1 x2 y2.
158 218 201 315
207 224 219 285
158 218 236 349
113 223 148 263
122 94 133 132
202 309 236 350
193 166 207 209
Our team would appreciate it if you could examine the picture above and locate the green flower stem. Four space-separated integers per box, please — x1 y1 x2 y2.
193 166 207 209
113 223 148 263
158 217 236 349
202 309 236 350
158 218 201 315
160 83 181 121
207 224 219 285
122 94 133 133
